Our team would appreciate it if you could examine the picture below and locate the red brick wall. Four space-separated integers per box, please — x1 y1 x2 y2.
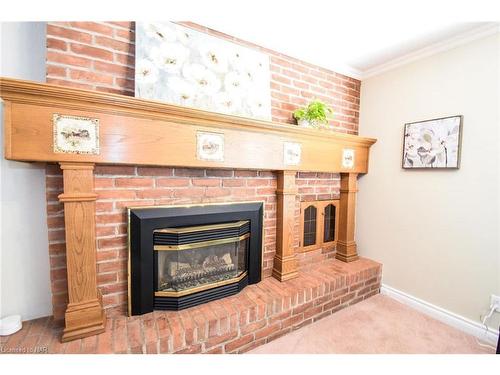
46 22 136 95
45 21 360 133
44 21 357 319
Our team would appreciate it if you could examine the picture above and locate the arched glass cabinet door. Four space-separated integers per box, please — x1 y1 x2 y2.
303 205 317 247
323 203 336 243
299 200 339 252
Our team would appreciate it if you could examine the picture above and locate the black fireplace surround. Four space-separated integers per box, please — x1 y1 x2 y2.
128 202 263 315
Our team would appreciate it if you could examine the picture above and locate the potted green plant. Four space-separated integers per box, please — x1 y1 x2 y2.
293 99 334 129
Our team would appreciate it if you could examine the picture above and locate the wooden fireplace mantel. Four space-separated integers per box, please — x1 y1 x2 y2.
0 77 375 172
0 77 377 341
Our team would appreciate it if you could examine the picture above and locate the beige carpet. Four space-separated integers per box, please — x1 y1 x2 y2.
249 294 494 354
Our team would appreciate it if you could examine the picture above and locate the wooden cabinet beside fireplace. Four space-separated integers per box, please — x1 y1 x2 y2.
299 200 339 253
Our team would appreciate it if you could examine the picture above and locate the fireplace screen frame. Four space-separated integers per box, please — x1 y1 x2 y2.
128 201 263 315
154 220 251 297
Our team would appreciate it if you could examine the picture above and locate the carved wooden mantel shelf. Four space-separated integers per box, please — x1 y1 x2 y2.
0 77 377 342
1 77 375 172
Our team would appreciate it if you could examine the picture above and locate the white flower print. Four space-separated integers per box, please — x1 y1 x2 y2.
144 23 176 43
240 66 258 84
151 43 189 74
214 91 241 114
136 22 272 120
246 90 269 118
183 63 221 94
166 77 196 106
224 71 249 94
135 59 158 84
228 49 247 71
199 44 229 73
176 29 192 45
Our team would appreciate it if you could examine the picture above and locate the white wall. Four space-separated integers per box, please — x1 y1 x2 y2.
357 32 500 328
0 22 52 321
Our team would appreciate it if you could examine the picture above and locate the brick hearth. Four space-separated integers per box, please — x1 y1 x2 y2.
0 258 381 354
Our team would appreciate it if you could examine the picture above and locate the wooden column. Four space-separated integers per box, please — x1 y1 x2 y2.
336 173 359 262
272 170 299 281
58 162 105 342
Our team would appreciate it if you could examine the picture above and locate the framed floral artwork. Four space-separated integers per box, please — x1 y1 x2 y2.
402 115 463 169
135 22 272 121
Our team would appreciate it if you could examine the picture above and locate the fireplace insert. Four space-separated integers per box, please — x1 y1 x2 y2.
128 202 263 315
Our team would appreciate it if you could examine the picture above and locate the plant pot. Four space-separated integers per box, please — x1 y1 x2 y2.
298 119 309 128
298 119 324 129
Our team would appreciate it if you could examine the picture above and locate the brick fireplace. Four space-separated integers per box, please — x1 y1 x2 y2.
1 74 379 350
0 21 381 352
43 21 359 321
46 165 342 319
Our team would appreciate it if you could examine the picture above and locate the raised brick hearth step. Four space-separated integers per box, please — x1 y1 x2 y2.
0 258 381 354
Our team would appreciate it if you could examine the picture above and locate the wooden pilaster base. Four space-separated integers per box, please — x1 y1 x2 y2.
272 255 299 281
335 253 359 263
61 297 106 342
335 241 359 262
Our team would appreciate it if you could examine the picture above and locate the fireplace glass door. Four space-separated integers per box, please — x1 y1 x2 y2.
154 220 250 297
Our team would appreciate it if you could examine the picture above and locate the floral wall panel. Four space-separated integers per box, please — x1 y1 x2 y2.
135 22 272 120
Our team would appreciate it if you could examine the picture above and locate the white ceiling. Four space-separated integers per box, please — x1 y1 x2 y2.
5 1 498 80
201 21 499 80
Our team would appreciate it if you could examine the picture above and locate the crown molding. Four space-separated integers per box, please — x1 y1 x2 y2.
361 23 500 80
326 63 363 80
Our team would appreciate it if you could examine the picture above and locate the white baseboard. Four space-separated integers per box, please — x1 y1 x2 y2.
380 284 499 346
